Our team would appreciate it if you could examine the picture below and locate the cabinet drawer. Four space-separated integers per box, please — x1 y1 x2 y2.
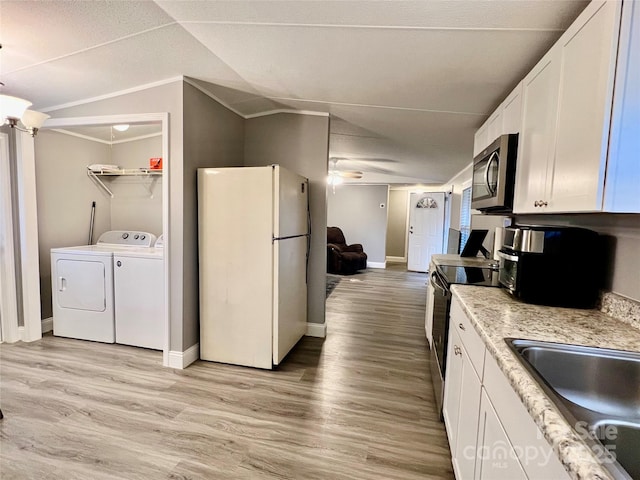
450 297 485 380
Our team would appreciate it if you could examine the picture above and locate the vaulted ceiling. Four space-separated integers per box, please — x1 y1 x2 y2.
1 0 588 184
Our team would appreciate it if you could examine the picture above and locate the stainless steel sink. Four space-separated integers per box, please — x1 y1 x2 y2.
506 339 640 480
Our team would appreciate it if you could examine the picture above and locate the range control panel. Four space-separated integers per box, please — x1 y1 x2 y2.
97 230 157 247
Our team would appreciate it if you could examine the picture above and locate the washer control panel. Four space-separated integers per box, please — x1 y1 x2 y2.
97 230 157 247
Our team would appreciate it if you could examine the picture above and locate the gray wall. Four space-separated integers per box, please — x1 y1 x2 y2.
110 135 163 236
34 131 112 318
512 214 640 302
48 81 188 352
244 113 330 325
328 184 389 265
386 189 408 258
182 82 245 349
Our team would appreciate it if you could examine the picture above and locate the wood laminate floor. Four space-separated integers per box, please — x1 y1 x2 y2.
0 265 453 479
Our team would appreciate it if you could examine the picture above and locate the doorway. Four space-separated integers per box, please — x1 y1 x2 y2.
39 113 170 365
407 192 446 272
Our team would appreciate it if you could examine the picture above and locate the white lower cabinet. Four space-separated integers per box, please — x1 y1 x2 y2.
444 297 571 480
476 389 527 480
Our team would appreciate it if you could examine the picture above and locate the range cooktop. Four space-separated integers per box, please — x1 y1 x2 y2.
436 265 501 287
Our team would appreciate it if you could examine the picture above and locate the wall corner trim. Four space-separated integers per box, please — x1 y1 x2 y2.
305 322 326 338
41 317 53 333
168 343 200 369
367 261 387 269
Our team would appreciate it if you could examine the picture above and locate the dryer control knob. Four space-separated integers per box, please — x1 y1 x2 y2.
141 235 146 240
122 233 129 239
134 234 140 240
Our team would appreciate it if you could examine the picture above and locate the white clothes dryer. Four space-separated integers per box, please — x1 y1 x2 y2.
51 231 156 343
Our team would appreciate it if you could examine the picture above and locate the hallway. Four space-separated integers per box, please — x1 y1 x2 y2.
0 266 453 479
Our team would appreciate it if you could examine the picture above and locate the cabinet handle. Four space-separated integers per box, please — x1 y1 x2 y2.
541 201 548 207
454 345 462 356
534 200 540 207
459 323 465 331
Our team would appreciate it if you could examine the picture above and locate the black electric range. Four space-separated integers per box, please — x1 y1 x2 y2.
430 263 501 418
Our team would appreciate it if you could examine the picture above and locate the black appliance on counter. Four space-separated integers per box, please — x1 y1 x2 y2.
497 225 600 308
430 264 500 417
471 134 518 212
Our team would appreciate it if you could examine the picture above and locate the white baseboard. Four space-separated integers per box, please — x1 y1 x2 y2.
168 343 200 369
386 256 406 263
305 322 326 338
367 261 386 269
41 317 53 333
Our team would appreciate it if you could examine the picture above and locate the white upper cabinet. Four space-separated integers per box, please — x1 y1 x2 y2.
500 82 523 135
513 46 562 213
605 0 640 212
473 120 490 158
473 82 523 159
514 0 639 213
486 110 502 147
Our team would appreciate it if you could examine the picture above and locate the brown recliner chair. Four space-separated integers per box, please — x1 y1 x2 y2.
327 227 368 275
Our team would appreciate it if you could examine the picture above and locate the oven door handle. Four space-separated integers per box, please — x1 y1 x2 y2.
497 250 519 262
430 271 449 296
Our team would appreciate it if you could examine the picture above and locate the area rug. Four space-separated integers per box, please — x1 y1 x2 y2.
326 275 341 298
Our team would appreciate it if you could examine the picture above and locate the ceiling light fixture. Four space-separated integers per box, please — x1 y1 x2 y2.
113 124 130 132
0 91 50 137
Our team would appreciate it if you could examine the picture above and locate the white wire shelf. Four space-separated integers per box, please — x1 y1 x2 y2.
87 166 162 197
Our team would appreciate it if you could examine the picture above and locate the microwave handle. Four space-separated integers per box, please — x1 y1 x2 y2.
485 151 499 196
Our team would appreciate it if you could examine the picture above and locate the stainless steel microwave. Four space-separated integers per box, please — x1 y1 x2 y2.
471 133 518 212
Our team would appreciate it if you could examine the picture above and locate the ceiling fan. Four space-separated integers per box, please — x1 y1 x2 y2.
328 158 363 184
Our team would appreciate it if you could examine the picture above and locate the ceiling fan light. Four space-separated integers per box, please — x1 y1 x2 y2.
113 124 129 132
21 109 50 130
0 94 32 122
327 173 343 186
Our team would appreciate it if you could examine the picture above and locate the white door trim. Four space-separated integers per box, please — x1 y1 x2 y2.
15 130 42 342
0 132 20 343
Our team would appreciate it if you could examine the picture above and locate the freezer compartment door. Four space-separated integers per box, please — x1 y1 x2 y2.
273 235 308 365
274 166 309 238
54 259 107 312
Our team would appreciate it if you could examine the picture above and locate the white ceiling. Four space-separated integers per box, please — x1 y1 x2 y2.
0 0 588 184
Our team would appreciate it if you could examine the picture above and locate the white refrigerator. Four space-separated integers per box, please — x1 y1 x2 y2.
197 165 310 369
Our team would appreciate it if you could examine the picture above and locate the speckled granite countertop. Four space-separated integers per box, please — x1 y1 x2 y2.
431 254 498 268
451 285 640 480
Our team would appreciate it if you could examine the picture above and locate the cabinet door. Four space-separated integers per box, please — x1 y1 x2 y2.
476 389 527 480
501 83 522 135
443 327 463 451
454 348 482 480
513 46 561 213
550 0 620 212
473 121 490 158
486 111 502 145
605 0 640 213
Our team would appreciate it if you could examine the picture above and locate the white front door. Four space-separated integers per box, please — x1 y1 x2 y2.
407 192 446 272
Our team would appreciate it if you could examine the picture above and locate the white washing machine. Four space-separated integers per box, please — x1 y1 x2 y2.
51 231 156 343
113 236 164 350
